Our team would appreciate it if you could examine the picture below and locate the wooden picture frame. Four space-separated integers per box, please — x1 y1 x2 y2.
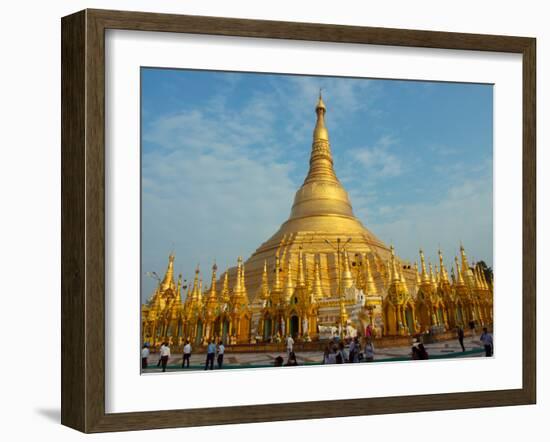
61 8 536 433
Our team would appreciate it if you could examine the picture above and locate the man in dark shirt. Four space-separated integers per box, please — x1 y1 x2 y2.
457 326 465 352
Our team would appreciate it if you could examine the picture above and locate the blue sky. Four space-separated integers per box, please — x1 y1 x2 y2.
141 68 493 301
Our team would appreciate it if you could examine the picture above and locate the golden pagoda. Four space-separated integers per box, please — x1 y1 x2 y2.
141 94 493 348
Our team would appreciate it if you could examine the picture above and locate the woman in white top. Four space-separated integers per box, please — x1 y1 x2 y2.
141 344 150 369
159 342 170 372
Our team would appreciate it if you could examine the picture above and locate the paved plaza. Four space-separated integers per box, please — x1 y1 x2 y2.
143 336 487 373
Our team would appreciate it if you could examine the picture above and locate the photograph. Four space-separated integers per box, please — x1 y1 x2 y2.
139 68 494 373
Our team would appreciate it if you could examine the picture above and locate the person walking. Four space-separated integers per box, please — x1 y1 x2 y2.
217 340 225 369
205 340 216 370
159 341 170 372
157 342 165 367
480 327 494 356
141 343 150 369
457 326 466 352
182 340 192 368
286 335 294 356
364 337 375 362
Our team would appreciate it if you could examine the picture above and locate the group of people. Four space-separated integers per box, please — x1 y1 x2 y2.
320 336 375 364
140 340 226 372
456 325 494 357
141 325 495 373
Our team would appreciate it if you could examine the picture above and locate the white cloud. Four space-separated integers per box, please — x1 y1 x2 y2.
346 135 404 179
367 171 493 269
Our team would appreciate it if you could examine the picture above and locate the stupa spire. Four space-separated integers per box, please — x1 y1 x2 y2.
364 254 378 295
342 251 354 289
297 246 306 288
303 91 339 185
454 256 465 286
259 260 270 300
284 255 295 301
413 262 421 285
207 262 218 302
419 249 430 284
390 246 400 283
312 254 324 300
160 252 176 291
272 250 283 292
220 271 230 304
439 249 450 283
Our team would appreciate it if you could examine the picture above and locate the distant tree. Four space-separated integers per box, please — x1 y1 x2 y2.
475 260 493 283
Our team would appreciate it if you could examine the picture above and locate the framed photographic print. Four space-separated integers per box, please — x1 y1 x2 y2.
61 9 536 433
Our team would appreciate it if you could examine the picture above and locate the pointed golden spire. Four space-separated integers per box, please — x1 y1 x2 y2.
160 253 176 291
364 254 378 295
454 256 465 286
429 262 437 289
313 90 329 141
241 260 248 300
460 243 470 275
476 265 487 290
480 267 490 290
272 250 283 292
386 260 392 285
259 260 270 301
175 274 183 304
220 271 230 304
284 254 295 301
419 249 429 284
185 279 191 303
303 93 339 186
191 265 200 300
232 257 243 297
438 249 450 284
399 261 409 295
312 254 324 300
207 262 218 302
413 262 421 285
342 251 354 289
390 245 400 283
296 246 306 288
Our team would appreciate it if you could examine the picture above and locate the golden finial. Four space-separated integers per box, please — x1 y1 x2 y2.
312 254 324 300
419 249 429 283
221 271 230 303
413 261 421 285
160 252 176 291
284 254 295 300
272 252 282 292
260 260 270 300
454 256 465 286
364 254 377 295
207 262 217 302
390 245 400 283
313 91 329 141
438 249 450 283
342 251 354 289
429 262 437 288
297 246 306 288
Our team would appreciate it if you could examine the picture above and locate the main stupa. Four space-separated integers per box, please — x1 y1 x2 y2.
229 93 394 301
